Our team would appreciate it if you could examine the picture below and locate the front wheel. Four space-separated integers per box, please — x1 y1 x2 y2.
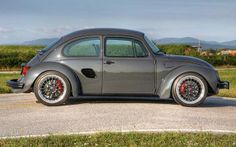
172 73 208 107
34 71 71 106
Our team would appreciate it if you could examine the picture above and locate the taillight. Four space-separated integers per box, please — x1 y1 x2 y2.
21 66 30 76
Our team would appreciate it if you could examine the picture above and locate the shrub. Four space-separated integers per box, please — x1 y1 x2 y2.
158 44 236 66
0 45 44 70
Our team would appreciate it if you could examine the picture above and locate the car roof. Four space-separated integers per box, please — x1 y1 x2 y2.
61 28 145 41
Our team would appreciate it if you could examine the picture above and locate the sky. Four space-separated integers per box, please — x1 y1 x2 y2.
0 0 236 44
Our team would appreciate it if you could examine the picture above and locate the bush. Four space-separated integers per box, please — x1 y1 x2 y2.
0 45 44 70
158 44 191 55
0 45 44 69
158 44 236 66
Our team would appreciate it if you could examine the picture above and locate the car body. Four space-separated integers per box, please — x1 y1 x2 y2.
7 28 229 106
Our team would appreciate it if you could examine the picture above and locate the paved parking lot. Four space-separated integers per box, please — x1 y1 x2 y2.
0 93 236 137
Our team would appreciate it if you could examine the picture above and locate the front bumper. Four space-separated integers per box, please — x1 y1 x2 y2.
217 81 230 89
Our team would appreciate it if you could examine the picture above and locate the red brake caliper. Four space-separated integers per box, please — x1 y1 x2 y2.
180 82 185 95
56 79 63 93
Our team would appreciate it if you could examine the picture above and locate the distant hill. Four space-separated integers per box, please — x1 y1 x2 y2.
221 40 236 46
21 37 236 49
156 37 236 49
22 38 58 46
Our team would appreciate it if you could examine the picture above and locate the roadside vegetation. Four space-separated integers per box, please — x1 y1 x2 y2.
158 44 236 66
0 45 44 70
0 132 235 146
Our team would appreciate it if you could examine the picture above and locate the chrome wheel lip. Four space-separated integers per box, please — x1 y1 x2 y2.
38 75 67 104
176 75 205 105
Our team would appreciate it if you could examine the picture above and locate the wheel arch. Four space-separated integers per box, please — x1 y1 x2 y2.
157 65 219 99
23 62 82 97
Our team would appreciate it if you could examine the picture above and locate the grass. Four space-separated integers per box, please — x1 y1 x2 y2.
0 73 19 94
0 132 235 147
217 69 236 98
0 68 235 97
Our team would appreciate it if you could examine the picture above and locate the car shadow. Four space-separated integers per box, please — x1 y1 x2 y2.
66 97 176 105
64 96 236 108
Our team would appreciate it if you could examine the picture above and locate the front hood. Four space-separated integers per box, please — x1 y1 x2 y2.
162 54 215 69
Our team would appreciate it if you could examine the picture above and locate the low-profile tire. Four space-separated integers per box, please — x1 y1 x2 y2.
172 73 208 107
34 71 71 106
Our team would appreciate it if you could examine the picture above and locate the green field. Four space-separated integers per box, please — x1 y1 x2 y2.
0 132 235 146
0 68 235 98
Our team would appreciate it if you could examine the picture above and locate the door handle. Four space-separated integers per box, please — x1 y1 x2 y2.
104 60 115 65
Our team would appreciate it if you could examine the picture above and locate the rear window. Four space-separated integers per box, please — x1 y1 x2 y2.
63 37 100 57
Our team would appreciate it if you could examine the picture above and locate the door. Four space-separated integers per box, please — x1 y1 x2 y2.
102 37 155 94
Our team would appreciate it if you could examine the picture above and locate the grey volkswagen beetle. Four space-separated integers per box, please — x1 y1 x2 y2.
7 28 229 106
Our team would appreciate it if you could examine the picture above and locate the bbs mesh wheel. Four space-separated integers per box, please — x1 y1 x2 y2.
34 71 71 106
172 73 208 107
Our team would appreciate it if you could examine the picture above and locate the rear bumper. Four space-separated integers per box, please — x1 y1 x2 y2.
7 79 25 93
217 81 229 89
7 79 24 89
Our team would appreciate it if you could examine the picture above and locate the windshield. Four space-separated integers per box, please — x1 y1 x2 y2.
144 36 160 54
41 38 60 51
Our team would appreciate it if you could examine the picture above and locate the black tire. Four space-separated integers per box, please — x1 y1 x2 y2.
34 71 71 106
172 73 208 107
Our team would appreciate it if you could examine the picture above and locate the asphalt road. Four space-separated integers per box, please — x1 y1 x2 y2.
0 93 236 138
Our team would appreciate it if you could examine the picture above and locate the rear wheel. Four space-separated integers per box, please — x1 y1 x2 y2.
172 73 208 107
34 71 71 106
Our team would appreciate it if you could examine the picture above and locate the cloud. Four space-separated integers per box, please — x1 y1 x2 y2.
0 26 11 33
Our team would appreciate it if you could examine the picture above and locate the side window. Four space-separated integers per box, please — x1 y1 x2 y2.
105 38 134 57
63 37 100 57
105 38 148 57
134 41 148 57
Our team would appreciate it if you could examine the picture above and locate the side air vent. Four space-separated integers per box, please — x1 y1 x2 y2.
81 68 96 78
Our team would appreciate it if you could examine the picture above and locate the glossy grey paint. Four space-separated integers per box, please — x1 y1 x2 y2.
102 35 155 94
103 57 155 94
153 54 220 98
15 28 221 98
18 62 81 97
156 60 219 98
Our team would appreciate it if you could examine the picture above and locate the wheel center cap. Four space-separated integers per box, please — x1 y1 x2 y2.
50 86 56 92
